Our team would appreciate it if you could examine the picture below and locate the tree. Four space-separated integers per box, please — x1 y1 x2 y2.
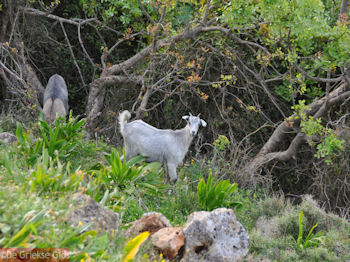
0 0 45 117
0 0 349 213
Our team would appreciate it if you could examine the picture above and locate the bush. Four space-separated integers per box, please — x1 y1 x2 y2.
249 195 350 261
15 115 85 166
38 115 85 159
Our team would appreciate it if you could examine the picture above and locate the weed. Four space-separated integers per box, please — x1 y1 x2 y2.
25 148 83 196
296 210 325 250
197 170 241 211
0 210 46 247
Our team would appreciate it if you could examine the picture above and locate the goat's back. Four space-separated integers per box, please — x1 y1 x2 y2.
124 120 176 138
123 120 188 163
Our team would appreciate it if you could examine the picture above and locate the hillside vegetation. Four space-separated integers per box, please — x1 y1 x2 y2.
0 0 349 261
0 115 349 261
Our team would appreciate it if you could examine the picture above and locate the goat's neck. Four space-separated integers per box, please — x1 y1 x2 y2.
182 125 194 149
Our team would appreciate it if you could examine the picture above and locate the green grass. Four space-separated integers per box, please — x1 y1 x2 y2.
0 117 349 261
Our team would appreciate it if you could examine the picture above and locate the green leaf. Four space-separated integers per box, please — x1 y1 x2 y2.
297 211 304 246
15 122 25 145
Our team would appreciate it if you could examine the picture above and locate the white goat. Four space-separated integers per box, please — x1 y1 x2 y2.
43 74 68 123
118 110 207 183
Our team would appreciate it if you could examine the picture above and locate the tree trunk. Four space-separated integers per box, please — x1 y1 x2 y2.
85 78 107 135
244 82 350 176
339 0 349 20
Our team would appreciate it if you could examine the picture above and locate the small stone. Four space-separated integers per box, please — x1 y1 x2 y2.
125 212 171 237
0 132 17 144
151 227 184 259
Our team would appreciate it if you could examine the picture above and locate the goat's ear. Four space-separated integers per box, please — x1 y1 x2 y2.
182 115 189 121
200 119 207 127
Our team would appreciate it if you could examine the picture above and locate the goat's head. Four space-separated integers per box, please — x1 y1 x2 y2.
182 113 207 137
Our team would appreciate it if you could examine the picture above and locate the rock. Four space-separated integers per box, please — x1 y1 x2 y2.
67 193 119 233
183 208 249 262
0 132 17 144
151 227 185 260
125 212 171 237
243 255 272 262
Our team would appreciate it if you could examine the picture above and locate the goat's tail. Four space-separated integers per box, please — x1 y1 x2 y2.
118 110 131 136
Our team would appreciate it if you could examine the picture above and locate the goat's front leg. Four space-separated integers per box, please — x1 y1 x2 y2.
166 162 178 184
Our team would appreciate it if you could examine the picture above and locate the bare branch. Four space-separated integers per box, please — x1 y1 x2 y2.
78 23 96 69
134 63 180 117
295 63 343 83
24 7 96 26
235 55 286 118
158 5 167 23
135 87 152 118
138 0 156 24
59 21 87 93
103 32 145 68
0 60 23 82
202 0 212 25
201 26 271 55
107 24 270 76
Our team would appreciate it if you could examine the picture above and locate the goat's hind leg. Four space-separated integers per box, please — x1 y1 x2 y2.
120 145 135 162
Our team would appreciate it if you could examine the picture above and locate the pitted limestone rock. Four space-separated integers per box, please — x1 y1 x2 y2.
183 208 249 262
67 193 119 233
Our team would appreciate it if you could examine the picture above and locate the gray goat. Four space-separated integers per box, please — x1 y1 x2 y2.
43 74 68 123
118 110 207 183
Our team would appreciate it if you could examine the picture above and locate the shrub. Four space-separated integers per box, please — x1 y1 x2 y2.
104 149 146 189
15 115 85 166
38 115 85 159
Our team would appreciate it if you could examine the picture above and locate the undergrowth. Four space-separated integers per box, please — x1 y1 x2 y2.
0 117 349 261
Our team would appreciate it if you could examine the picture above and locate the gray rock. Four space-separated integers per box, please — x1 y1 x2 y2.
0 132 17 144
67 193 119 233
183 208 249 262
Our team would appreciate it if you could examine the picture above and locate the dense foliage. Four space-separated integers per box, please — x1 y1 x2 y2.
0 0 349 260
